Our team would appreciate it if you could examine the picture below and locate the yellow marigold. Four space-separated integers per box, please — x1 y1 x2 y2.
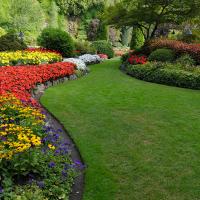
0 124 41 160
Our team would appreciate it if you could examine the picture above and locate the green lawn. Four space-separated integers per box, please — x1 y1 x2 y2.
41 59 200 200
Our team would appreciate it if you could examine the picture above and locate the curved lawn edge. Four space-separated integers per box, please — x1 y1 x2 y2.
39 102 85 200
33 75 86 200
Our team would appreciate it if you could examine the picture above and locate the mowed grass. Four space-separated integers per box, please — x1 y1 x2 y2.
41 59 200 200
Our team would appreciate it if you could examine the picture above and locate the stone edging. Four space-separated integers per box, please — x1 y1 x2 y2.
31 71 87 200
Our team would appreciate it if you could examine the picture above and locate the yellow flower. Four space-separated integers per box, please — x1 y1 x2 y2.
48 144 55 150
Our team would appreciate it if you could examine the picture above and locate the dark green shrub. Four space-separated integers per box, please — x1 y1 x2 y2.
92 40 114 58
74 40 96 55
130 28 144 50
176 54 196 66
0 33 27 51
121 52 130 62
148 48 175 62
126 63 200 90
38 28 74 57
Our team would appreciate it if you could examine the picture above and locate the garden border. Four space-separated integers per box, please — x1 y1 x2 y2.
32 73 87 200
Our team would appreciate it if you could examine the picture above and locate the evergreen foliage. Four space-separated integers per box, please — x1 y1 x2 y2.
38 27 75 57
130 28 144 50
0 32 27 51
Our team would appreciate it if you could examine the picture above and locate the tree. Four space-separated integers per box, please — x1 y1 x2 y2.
9 0 45 32
104 0 200 41
55 0 105 16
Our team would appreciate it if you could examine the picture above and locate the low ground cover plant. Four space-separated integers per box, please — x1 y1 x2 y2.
63 58 87 70
78 54 101 64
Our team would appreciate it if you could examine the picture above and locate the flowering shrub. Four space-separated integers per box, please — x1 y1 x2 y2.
98 54 108 59
63 58 87 70
0 50 62 66
0 62 75 102
128 55 147 65
147 39 200 64
79 54 101 64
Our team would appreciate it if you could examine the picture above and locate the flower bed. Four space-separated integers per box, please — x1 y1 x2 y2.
0 50 62 66
0 62 75 103
78 54 101 65
0 61 85 199
0 94 81 199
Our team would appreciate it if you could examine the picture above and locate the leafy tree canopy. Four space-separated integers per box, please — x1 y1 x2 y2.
104 0 200 40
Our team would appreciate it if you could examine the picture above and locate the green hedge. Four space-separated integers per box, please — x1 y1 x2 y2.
126 63 200 90
0 33 27 51
38 28 74 57
148 48 175 62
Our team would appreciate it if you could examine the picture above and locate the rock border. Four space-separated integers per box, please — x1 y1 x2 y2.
31 72 87 200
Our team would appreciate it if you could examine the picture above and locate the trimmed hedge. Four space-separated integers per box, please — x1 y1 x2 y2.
38 28 74 57
148 48 175 62
126 63 200 90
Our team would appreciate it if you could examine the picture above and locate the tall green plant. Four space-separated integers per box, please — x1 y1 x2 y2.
130 28 144 50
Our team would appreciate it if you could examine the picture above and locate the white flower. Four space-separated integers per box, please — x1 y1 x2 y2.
78 54 101 64
63 58 87 70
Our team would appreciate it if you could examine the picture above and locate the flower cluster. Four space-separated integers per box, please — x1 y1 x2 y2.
0 50 62 66
0 62 75 102
98 54 108 60
128 55 147 65
0 124 41 159
78 54 101 64
0 94 45 126
63 58 87 70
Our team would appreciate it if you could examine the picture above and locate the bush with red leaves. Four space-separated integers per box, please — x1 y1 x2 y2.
146 39 200 64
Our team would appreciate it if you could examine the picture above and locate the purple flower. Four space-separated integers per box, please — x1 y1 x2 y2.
48 161 56 168
0 136 7 141
37 181 45 188
61 170 68 178
0 186 3 193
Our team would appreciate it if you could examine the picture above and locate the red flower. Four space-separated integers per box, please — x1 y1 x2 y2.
0 62 75 105
128 55 147 65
